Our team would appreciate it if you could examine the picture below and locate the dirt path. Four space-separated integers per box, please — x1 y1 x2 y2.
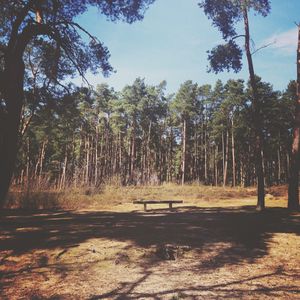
0 204 300 299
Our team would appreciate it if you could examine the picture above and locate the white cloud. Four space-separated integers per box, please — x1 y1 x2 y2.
263 27 298 54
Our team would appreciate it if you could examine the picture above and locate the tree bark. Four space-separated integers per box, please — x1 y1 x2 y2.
38 139 47 185
231 117 236 187
288 25 300 211
94 125 99 186
223 128 229 187
204 123 208 183
277 145 281 184
243 7 265 210
181 118 187 185
0 58 24 206
60 148 68 190
215 145 218 186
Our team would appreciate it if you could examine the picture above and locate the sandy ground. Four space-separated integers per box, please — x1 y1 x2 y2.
0 197 300 299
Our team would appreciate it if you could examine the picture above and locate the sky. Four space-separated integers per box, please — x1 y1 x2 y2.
75 0 300 94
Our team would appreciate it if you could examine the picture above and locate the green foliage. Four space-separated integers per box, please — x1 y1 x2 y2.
15 78 294 188
208 41 242 73
199 0 271 73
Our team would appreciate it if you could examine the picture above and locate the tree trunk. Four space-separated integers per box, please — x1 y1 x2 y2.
85 136 90 184
94 125 99 186
288 24 300 211
277 146 281 184
169 126 174 182
38 139 47 185
181 118 187 185
223 128 229 187
26 137 30 183
243 8 265 210
130 120 136 184
222 131 225 182
215 145 218 186
0 58 24 206
231 117 236 187
60 148 68 190
204 123 208 183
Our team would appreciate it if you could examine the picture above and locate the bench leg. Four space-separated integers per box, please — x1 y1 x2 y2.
144 203 147 211
169 203 173 210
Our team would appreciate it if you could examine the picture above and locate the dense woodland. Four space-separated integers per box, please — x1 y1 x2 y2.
15 77 296 189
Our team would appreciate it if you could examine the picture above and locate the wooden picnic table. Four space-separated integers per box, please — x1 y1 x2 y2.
133 200 183 211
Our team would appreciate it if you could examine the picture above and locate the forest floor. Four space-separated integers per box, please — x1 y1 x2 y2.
1 185 300 299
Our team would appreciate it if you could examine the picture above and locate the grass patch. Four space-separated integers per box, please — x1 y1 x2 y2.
6 184 289 210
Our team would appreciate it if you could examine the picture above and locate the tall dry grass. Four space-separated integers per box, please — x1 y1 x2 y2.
6 181 288 210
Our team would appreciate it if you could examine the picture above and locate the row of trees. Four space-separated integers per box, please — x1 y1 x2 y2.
15 77 296 190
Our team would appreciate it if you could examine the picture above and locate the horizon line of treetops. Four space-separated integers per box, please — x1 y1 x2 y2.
15 76 296 189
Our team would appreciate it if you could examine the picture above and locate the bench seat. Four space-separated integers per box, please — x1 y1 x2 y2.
133 200 183 211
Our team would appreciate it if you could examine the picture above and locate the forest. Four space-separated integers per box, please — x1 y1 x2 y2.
0 0 299 211
17 78 296 189
0 1 300 299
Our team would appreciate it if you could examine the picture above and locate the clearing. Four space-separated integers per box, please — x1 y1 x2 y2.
1 185 300 299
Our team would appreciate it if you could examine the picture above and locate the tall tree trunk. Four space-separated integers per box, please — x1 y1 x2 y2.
26 137 30 183
94 125 99 186
288 25 300 211
222 131 225 182
215 145 218 186
169 126 174 182
181 118 187 185
243 8 265 210
231 117 236 187
204 123 208 183
119 132 123 182
146 121 152 183
130 121 136 184
85 136 90 184
38 139 47 185
60 148 68 190
0 58 24 206
277 145 281 184
223 128 229 187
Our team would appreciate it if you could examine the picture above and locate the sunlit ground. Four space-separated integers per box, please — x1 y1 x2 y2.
1 185 299 299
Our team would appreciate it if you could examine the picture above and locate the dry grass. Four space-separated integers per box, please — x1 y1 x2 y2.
6 183 289 210
0 184 299 299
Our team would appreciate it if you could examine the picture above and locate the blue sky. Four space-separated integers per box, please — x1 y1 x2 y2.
75 0 300 94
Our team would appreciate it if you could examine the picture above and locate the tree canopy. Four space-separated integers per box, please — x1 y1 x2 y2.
0 0 155 204
199 0 271 73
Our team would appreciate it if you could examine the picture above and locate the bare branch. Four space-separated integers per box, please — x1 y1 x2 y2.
17 23 91 86
251 41 276 56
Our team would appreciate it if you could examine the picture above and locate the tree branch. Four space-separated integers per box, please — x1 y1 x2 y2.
232 34 246 41
16 23 91 86
8 1 33 52
251 41 275 56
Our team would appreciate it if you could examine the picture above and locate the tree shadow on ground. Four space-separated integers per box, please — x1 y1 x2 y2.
0 205 299 262
0 205 299 298
90 267 300 299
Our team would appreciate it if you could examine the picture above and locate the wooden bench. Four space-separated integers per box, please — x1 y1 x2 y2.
133 200 183 211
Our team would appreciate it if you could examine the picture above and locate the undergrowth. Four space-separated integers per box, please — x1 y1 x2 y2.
5 183 287 210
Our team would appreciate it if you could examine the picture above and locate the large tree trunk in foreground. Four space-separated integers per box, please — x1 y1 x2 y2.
0 58 24 206
288 25 300 211
243 8 265 210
